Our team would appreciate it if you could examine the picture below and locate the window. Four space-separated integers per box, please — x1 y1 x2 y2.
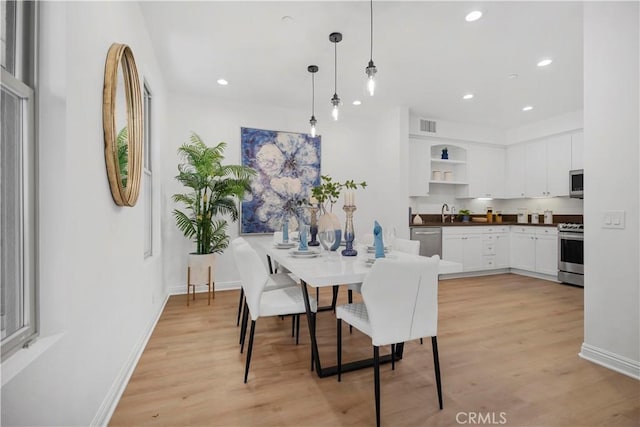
1 0 37 360
143 82 152 258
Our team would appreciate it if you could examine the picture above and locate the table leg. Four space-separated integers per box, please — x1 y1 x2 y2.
267 255 274 274
300 280 403 378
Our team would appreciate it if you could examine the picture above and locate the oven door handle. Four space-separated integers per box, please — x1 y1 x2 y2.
559 233 584 241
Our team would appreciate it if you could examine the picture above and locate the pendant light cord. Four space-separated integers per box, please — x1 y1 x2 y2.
311 73 315 116
370 0 374 61
334 40 338 95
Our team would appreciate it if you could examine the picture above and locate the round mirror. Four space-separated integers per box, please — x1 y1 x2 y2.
102 43 143 207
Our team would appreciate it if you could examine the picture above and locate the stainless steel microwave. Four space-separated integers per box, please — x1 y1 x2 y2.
569 169 584 198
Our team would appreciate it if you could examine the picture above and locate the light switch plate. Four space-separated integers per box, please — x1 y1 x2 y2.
603 210 625 229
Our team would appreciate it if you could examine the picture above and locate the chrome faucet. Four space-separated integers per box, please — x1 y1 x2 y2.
441 203 450 223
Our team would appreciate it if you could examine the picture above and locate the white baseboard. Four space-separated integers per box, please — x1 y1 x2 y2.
579 342 640 380
91 294 170 427
168 280 241 296
440 268 510 280
509 268 560 283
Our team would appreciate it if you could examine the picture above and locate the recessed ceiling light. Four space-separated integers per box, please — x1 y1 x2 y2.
281 15 294 23
463 93 474 100
522 106 533 112
352 100 362 106
508 73 519 79
537 58 553 67
217 79 228 86
465 11 483 22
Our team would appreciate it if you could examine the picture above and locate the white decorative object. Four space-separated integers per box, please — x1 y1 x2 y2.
432 170 442 181
412 214 423 225
443 171 453 181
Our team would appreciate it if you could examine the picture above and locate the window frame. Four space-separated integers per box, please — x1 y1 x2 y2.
1 0 38 361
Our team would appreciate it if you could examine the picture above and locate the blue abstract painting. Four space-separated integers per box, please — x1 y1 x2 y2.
240 127 321 234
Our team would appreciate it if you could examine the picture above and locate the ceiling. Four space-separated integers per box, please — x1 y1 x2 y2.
139 1 583 130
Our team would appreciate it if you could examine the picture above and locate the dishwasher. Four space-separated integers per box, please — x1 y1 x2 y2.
410 227 442 257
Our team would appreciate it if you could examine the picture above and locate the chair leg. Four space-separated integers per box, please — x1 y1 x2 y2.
337 319 342 382
244 320 256 383
391 344 395 370
374 345 381 427
431 336 443 410
296 314 300 345
236 288 244 326
240 302 249 351
310 313 316 372
348 290 353 334
293 314 297 337
420 338 423 345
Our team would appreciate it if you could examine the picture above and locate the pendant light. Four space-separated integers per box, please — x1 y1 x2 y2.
307 65 318 137
329 32 342 121
365 0 377 96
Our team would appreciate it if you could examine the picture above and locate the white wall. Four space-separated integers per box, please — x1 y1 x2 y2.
505 109 583 145
409 114 505 144
1 2 168 425
163 94 408 293
582 2 639 378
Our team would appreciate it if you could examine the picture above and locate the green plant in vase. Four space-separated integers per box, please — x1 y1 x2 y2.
311 175 366 250
458 209 471 223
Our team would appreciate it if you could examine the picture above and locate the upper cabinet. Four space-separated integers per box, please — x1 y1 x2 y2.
408 138 431 196
461 145 505 198
506 144 526 198
524 134 572 197
545 134 572 196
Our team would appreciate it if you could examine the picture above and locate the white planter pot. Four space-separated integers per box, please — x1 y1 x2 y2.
187 253 215 305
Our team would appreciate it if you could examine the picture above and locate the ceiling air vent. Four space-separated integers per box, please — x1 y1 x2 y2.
420 119 437 133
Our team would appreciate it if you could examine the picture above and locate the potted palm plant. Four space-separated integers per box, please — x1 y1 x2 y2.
173 132 255 303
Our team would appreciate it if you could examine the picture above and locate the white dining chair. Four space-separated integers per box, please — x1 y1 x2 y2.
336 255 442 427
345 238 420 315
231 238 317 383
232 237 299 329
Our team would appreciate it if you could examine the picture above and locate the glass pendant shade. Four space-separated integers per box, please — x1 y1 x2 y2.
309 115 317 137
331 94 340 121
366 60 377 96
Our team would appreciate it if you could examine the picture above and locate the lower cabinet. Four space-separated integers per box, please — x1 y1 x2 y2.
442 225 557 278
510 226 558 276
442 226 509 272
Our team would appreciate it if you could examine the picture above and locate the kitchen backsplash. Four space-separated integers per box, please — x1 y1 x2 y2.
410 195 583 215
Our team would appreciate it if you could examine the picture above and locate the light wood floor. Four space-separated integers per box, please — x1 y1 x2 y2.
110 274 639 427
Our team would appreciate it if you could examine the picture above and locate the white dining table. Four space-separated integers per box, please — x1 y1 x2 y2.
263 243 463 378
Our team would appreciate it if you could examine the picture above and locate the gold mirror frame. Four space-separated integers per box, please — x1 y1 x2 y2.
103 43 143 207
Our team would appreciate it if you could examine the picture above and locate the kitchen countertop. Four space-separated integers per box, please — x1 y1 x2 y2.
410 222 559 227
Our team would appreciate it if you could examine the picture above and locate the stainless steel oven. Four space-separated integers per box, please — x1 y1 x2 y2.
558 223 584 286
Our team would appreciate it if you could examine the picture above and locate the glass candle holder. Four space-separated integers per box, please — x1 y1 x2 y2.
308 206 320 246
341 205 358 256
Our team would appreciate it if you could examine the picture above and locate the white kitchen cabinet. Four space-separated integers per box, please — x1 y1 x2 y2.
506 144 526 198
534 228 558 276
443 226 508 272
442 234 482 271
546 134 572 196
524 142 548 197
464 145 505 198
509 226 558 276
409 138 431 196
571 131 584 170
524 135 572 197
510 228 536 271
